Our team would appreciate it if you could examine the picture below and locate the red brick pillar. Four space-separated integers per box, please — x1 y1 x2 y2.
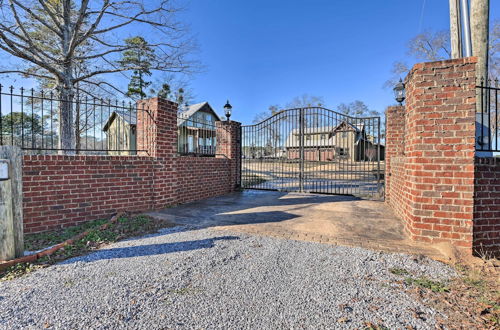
216 121 242 190
136 98 178 208
385 105 405 202
403 57 477 250
136 98 178 157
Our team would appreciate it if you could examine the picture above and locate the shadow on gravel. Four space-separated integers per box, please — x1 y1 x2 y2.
62 235 240 264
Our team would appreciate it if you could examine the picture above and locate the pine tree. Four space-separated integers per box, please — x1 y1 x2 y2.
120 36 156 99
157 84 171 99
176 88 185 105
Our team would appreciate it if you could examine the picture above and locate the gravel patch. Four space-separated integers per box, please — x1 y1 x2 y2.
0 226 457 329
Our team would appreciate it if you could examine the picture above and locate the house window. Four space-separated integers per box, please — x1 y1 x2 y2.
336 147 349 157
306 135 311 141
342 132 347 138
188 135 194 152
320 134 326 140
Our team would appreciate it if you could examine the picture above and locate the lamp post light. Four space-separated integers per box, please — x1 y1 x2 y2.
393 78 406 105
224 100 232 121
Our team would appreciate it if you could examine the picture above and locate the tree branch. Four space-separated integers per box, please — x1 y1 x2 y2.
0 34 62 79
35 0 62 32
6 1 61 64
8 0 62 36
0 70 53 80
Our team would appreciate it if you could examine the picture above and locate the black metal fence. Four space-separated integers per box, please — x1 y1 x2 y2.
241 107 383 198
0 85 152 155
477 79 500 152
177 111 217 156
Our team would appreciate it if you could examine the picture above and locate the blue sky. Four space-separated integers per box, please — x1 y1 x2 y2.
179 0 500 124
1 1 499 125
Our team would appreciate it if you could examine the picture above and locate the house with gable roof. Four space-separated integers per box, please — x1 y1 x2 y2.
103 101 221 156
284 120 384 162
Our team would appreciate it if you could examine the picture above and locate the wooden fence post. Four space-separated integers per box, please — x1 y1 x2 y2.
0 146 23 260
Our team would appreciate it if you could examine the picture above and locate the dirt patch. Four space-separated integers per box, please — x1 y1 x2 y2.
394 258 500 329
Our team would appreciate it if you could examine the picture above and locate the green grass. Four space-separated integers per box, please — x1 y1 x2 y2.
363 322 390 330
388 267 410 276
463 276 486 288
167 287 200 295
0 263 43 282
24 218 109 251
389 267 449 293
404 277 450 293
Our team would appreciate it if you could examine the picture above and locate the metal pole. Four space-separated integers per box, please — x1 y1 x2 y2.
460 0 473 57
299 108 304 193
377 117 381 199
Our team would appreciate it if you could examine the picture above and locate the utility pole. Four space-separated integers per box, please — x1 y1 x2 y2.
449 0 463 58
461 0 473 57
471 0 490 82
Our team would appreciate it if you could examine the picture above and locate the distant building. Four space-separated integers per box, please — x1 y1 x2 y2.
284 120 384 162
103 101 221 156
102 110 137 156
177 102 221 155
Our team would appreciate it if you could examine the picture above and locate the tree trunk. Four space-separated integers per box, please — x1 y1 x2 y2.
75 87 81 154
471 0 489 84
58 85 75 154
450 0 463 58
58 0 75 154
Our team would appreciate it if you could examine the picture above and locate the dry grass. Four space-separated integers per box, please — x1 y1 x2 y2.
401 259 500 329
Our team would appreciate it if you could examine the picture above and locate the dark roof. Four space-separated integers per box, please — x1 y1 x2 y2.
103 102 221 132
177 102 221 126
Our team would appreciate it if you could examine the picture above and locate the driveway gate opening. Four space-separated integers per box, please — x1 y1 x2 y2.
241 107 383 198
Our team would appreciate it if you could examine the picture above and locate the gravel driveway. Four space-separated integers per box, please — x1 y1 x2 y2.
0 226 456 329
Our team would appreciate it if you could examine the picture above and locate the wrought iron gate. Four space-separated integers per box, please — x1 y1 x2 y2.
241 107 383 198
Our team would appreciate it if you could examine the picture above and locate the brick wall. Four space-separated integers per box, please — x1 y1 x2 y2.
216 121 242 188
384 105 405 204
23 155 155 233
22 99 241 234
385 57 479 253
176 157 233 204
387 157 412 233
474 157 500 256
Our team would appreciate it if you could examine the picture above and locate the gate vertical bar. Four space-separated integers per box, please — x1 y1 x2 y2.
377 117 382 196
239 125 242 188
377 117 381 198
299 108 305 192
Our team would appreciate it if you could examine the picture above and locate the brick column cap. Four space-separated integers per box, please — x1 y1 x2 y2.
406 56 478 83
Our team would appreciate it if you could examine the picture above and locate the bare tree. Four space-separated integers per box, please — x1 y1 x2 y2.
449 0 463 58
384 30 451 89
365 147 377 162
471 0 489 84
408 30 451 61
285 94 325 108
0 0 196 152
337 100 379 118
387 19 499 89
491 20 500 78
